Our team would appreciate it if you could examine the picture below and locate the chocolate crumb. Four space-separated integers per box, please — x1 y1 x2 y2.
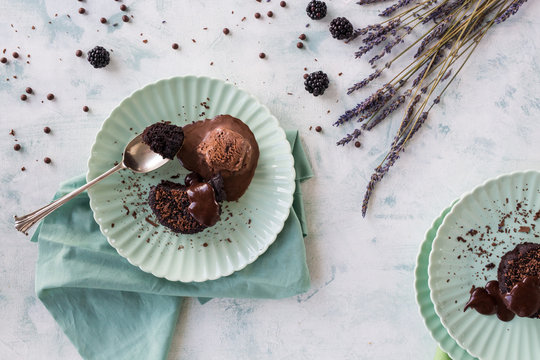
280 1 286 7
254 12 261 19
203 243 208 247
43 126 51 134
355 141 361 148
485 263 496 270
9 129 15 136
100 17 107 24
20 94 27 101
120 4 127 11
14 144 21 151
315 126 322 132
122 15 129 22
44 157 51 164
47 93 54 100
0 57 7 63
83 105 89 112
519 226 530 233
75 49 83 57
303 73 308 79
78 8 86 14
21 167 25 171
259 52 266 59
299 34 306 40
172 43 179 49
12 52 19 58
297 42 303 49
267 11 273 17
223 28 230 35
145 216 158 227
25 87 33 94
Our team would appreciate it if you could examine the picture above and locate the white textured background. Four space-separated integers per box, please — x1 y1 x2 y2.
1 0 539 359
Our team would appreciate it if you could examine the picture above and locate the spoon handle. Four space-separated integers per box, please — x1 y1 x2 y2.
14 163 125 234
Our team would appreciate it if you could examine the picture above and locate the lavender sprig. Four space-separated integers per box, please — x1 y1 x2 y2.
357 0 392 5
369 26 413 65
347 68 383 93
337 129 362 146
414 20 450 58
380 0 414 17
363 90 411 131
495 0 528 24
336 84 395 125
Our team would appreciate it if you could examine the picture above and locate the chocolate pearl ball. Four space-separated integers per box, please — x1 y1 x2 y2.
0 57 7 63
44 126 51 134
267 11 273 17
20 94 27 101
83 106 89 112
14 144 21 151
280 1 286 7
315 126 322 132
259 52 266 59
254 12 261 19
120 4 127 11
12 52 19 58
25 87 33 94
355 141 361 148
297 42 304 49
75 49 83 57
172 43 179 49
78 8 86 14
122 15 129 22
44 157 52 164
100 17 107 24
223 28 230 35
47 93 54 100
299 34 306 40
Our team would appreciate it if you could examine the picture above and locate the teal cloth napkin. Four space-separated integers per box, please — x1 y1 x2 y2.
31 130 313 360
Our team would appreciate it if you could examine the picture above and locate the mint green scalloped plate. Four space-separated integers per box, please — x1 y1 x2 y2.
415 201 477 360
429 171 540 360
86 76 295 282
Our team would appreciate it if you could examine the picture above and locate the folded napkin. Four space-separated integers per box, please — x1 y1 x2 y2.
31 130 313 360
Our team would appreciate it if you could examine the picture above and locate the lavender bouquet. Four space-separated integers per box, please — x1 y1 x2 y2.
335 0 528 216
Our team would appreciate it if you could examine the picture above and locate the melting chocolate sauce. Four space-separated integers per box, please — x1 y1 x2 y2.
186 182 220 227
465 277 540 321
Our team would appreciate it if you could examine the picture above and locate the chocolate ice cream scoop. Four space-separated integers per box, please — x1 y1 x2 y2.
178 115 259 201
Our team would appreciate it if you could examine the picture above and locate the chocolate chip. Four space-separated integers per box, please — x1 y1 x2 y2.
315 126 322 132
12 52 19 58
75 49 83 57
20 94 27 101
25 87 33 94
259 52 266 59
267 11 273 17
223 28 230 35
78 8 86 14
47 93 54 100
122 15 129 22
355 141 361 148
299 34 306 40
44 157 52 164
44 126 51 134
83 105 89 112
0 57 7 63
297 42 303 49
13 144 21 151
172 43 179 49
254 12 261 19
280 1 286 7
100 17 107 24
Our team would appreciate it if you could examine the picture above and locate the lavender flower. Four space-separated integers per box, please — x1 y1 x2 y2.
380 0 414 17
361 172 383 217
347 24 382 43
348 68 383 93
414 20 450 58
495 0 528 24
422 0 461 24
364 90 410 131
337 129 362 146
337 84 395 125
357 0 391 5
363 19 401 45
441 69 452 82
369 26 412 65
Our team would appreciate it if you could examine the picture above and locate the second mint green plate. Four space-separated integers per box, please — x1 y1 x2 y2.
87 76 295 282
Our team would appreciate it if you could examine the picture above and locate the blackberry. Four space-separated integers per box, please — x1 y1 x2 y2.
87 46 110 68
306 1 327 20
329 17 353 40
304 71 329 96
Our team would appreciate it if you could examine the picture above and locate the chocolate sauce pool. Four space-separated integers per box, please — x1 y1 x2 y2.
464 277 540 321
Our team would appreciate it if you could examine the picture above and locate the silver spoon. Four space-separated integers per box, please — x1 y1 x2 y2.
14 134 169 234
